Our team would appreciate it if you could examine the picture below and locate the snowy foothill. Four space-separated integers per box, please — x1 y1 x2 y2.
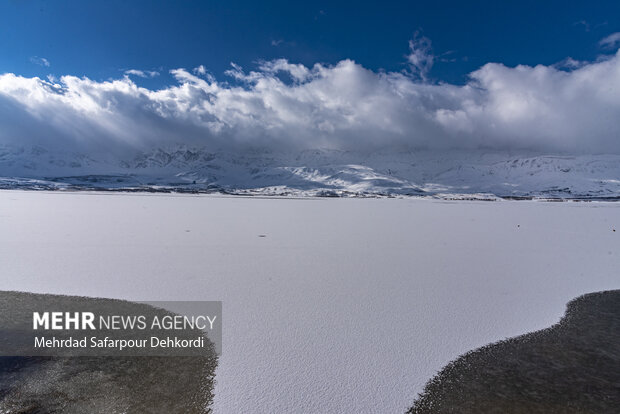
0 191 618 412
2 146 620 199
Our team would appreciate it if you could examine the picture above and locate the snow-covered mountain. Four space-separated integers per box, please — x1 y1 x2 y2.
1 145 620 199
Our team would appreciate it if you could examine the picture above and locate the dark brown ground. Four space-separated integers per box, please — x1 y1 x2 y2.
408 290 620 414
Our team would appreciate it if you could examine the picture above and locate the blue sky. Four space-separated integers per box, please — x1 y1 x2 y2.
1 1 620 155
1 0 619 86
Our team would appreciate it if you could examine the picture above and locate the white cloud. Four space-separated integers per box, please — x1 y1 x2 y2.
600 32 620 49
30 56 50 67
258 59 311 82
193 65 207 75
124 69 160 78
1 46 620 155
573 20 590 32
552 57 587 70
406 33 434 81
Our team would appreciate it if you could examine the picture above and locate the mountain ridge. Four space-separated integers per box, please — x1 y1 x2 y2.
1 145 620 199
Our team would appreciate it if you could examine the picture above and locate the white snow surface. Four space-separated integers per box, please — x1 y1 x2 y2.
2 145 620 198
0 191 619 413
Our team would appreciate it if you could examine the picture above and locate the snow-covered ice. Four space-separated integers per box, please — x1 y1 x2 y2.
0 191 618 413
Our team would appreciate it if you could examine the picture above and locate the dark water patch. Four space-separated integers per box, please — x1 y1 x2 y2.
407 290 620 414
0 291 218 413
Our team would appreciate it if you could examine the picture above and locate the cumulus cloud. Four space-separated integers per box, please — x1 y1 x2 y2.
30 56 50 67
1 45 620 155
257 59 311 82
600 32 620 49
124 69 160 78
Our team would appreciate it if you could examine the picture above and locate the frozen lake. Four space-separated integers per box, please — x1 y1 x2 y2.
0 191 618 413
